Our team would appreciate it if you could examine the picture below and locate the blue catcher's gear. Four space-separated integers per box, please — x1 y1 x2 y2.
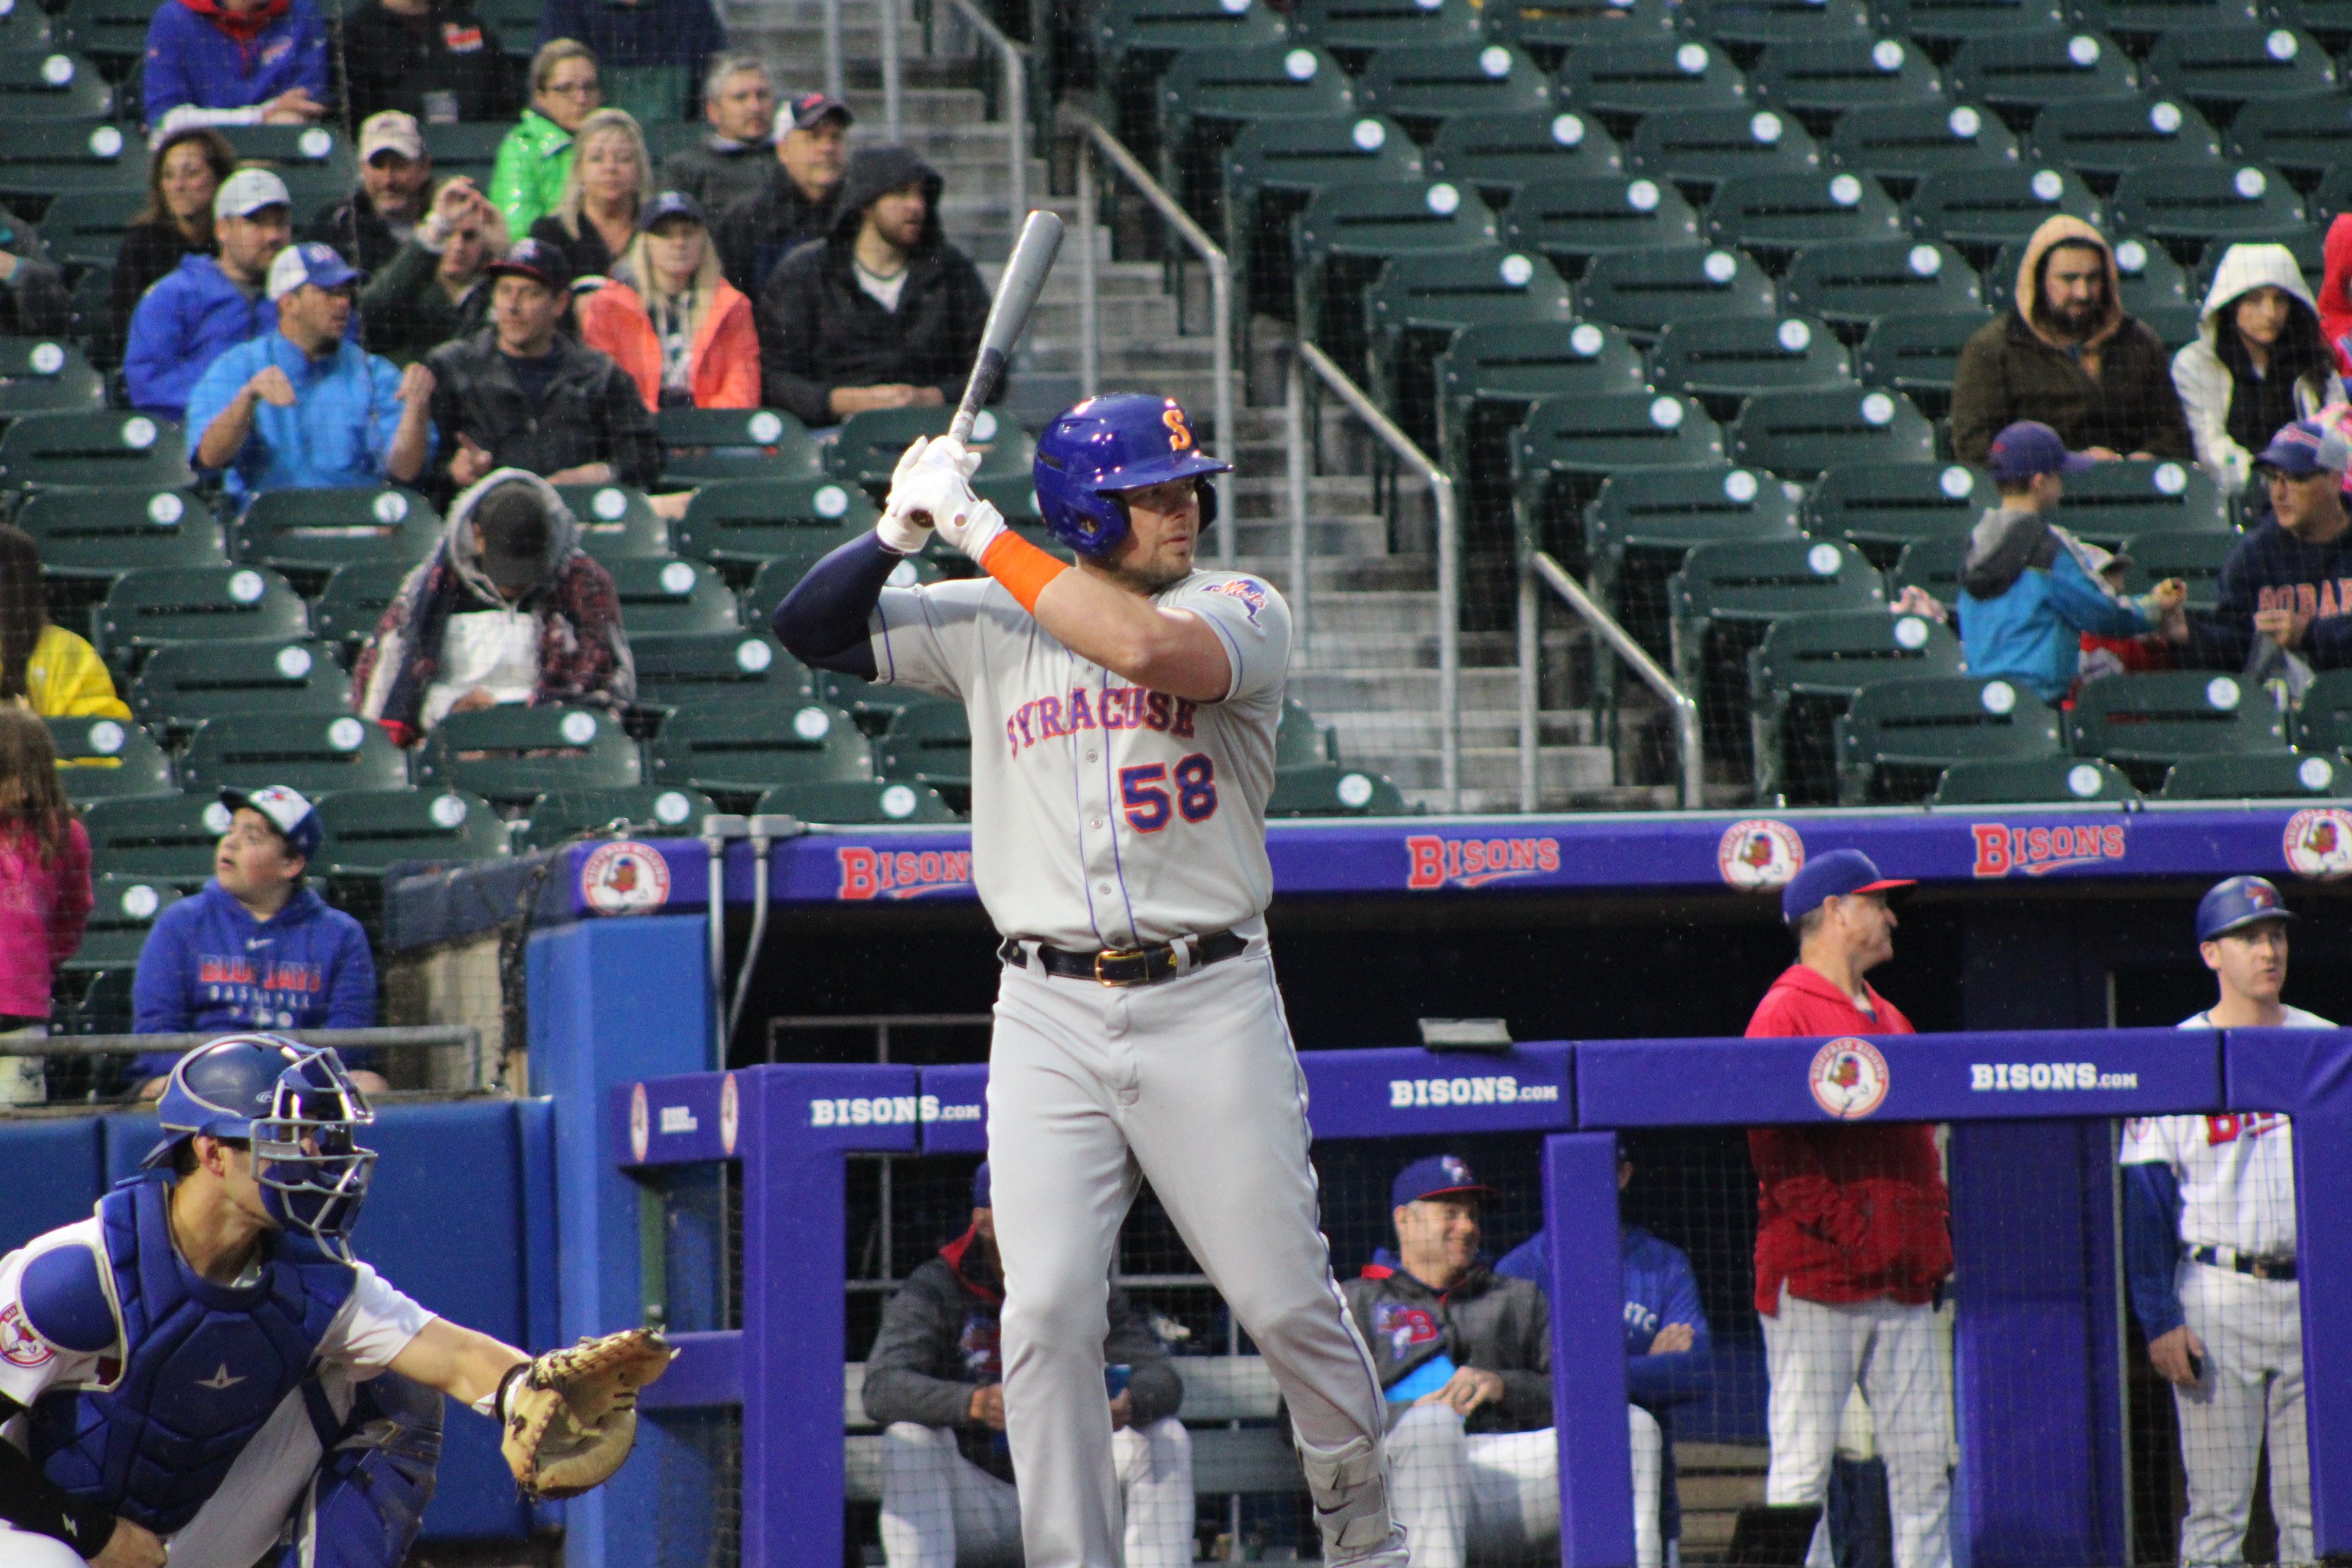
278 1372 444 1568
145 1034 378 1260
1033 393 1232 558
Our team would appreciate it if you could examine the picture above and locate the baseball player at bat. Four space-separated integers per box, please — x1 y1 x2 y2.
773 394 1399 1568
0 1035 664 1568
2121 876 2327 1567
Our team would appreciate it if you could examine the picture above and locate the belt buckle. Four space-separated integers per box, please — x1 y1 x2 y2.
1094 947 1151 987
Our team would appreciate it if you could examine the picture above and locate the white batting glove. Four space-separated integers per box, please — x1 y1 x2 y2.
888 436 999 554
875 438 934 555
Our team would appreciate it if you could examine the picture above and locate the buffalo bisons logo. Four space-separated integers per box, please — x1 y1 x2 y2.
583 841 671 915
1372 1302 1440 1357
1719 820 1804 892
837 847 974 900
1809 1038 1890 1119
1405 835 1562 890
1969 822 2126 877
2283 808 2352 881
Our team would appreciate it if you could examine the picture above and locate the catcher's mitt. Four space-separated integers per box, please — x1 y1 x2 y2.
498 1328 676 1500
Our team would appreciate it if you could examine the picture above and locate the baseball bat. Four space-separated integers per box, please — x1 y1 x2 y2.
949 209 1065 446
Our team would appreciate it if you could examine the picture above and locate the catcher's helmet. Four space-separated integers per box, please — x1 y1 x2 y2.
1033 393 1231 558
145 1034 378 1260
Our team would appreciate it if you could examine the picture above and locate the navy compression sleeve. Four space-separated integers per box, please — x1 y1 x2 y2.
2122 1162 2186 1340
772 532 902 679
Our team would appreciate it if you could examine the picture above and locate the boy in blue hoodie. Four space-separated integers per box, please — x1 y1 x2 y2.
130 784 376 1084
124 169 294 423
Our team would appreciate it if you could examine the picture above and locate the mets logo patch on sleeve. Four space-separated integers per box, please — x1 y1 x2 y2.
1201 578 1268 625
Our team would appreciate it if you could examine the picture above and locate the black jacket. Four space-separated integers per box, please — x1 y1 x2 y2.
661 138 775 222
2184 517 2352 670
754 145 992 425
528 213 619 283
713 168 838 295
108 220 211 364
340 0 519 125
424 328 660 495
306 193 413 278
1341 1256 1553 1436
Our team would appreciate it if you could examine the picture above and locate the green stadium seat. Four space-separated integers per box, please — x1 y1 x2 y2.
82 793 233 886
311 561 411 650
874 703 973 799
1268 763 1413 815
1577 244 1777 339
607 557 739 638
1435 319 1648 511
558 484 672 561
1626 107 1825 194
129 639 351 729
0 336 103 420
1554 40 1750 132
514 785 717 851
1278 698 1338 767
2143 26 2340 116
1292 178 1500 369
419 706 643 803
828 406 1028 492
2115 529 2238 610
1158 45 1357 212
0 3 53 49
1585 464 1807 651
63 876 185 975
1364 247 1577 448
226 125 356 189
1892 534 1970 604
655 406 823 483
2068 670 2289 789
740 550 940 633
1648 316 1854 420
421 122 511 185
2026 98 2223 190
1748 607 1965 801
1823 103 2023 197
1704 173 1907 270
1731 387 1935 479
2224 92 2352 187
2052 459 2229 543
313 788 511 876
1498 175 1703 277
231 485 440 577
0 51 115 120
0 410 192 492
2191 228 2323 292
1854 309 1997 419
971 475 1043 524
16 487 226 582
631 629 813 711
1480 0 1680 67
471 0 541 57
1353 42 1552 141
1779 240 1985 335
754 778 963 825
1292 0 1482 61
1808 460 1988 563
1985 233 2192 322
2158 749 2348 798
96 566 309 675
1423 110 1625 208
1687 0 1877 50
58 0 153 67
1513 392 1730 564
1223 114 1425 318
807 671 955 733
1906 165 2106 265
674 476 883 570
1095 0 1290 116
1750 38 1946 126
1929 754 2140 802
654 702 870 798
1834 674 2063 802
2108 164 2307 256
47 716 175 802
2296 667 2352 752
2076 0 2265 41
2273 0 2352 48
37 189 145 269
177 713 410 796
1943 32 2139 121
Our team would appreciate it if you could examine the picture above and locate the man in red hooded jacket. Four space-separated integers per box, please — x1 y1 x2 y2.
1747 850 1955 1568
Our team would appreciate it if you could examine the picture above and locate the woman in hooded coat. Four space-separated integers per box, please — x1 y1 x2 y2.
2173 241 2346 495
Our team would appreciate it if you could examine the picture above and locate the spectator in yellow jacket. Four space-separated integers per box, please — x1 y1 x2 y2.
0 527 131 720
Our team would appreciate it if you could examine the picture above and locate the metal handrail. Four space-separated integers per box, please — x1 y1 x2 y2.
1524 550 1701 811
1295 339 1461 812
940 0 1027 232
11 1025 488 1088
1063 107 1236 569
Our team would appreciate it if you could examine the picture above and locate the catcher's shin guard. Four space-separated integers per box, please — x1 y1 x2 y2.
280 1373 444 1568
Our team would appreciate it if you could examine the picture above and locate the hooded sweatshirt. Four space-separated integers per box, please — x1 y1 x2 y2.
1956 505 2156 703
2321 214 2352 378
754 144 994 425
130 880 375 1076
2173 243 2345 494
123 253 277 422
0 819 90 1018
351 468 635 743
1950 215 2193 466
2181 512 2352 671
142 0 330 129
1342 1249 1552 1435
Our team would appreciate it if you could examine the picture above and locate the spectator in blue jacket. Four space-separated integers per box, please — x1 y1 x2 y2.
124 168 293 423
1955 420 2188 704
143 0 331 135
1498 1155 1713 1568
129 785 378 1087
187 242 437 498
535 0 721 127
2182 418 2352 675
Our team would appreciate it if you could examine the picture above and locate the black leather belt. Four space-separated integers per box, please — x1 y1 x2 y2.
2189 1244 2297 1281
999 929 1247 987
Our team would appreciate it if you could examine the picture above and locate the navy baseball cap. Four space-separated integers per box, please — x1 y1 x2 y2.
782 90 852 133
2254 419 2352 480
220 785 324 862
2197 875 2297 942
1782 848 1913 924
1392 1154 1498 1209
638 190 708 233
972 1161 991 1208
1988 420 2096 484
486 237 571 292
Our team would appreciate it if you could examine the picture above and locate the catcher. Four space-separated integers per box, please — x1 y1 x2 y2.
0 1034 668 1568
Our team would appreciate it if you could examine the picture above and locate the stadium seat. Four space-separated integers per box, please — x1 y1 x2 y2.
232 485 441 577
604 557 742 638
1807 460 1988 563
0 52 115 120
129 639 352 730
1686 0 1877 51
971 475 1044 524
47 716 175 802
1890 533 1970 605
310 561 411 650
2143 25 2339 116
1943 31 2141 122
2158 749 2348 798
2191 227 2323 291
1268 764 1413 815
2068 670 2289 789
1364 247 1577 447
1585 464 1807 649
1423 110 1625 207
1511 392 1730 563
1577 244 1777 339
515 785 717 850
15 487 226 582
828 407 1028 492
472 0 542 57
31 190 145 269
0 336 104 420
1353 42 1553 141
1481 0 1680 66
2026 99 2223 190
1854 309 1998 419
2295 667 2352 753
1498 175 1704 277
1222 115 1426 317
1748 607 1966 802
419 706 643 803
2224 92 2352 187
58 0 156 69
422 122 511 185
655 703 870 798
1778 239 1985 335
313 788 511 876
177 713 410 796
1704 173 1907 270
1750 38 1947 127
1433 319 1648 515
558 484 672 561
1928 754 2140 802
1158 44 1357 211
631 629 813 712
2107 164 2306 257
1096 0 1291 148
1278 698 1338 767
81 793 232 886
1625 107 1825 194
1669 535 1886 770
1822 103 2024 197
0 3 52 48
0 410 192 491
1729 387 1936 479
807 671 955 733
1292 0 1483 61
1291 179 1500 368
1834 674 2064 802
753 779 964 825
1905 166 2106 265
1554 40 1750 133
63 876 185 974
96 566 308 675
2076 0 2265 41
740 551 939 634
2050 459 2229 542
1647 316 1855 420
2115 529 2238 609
874 703 974 800
1985 233 2192 322
655 406 822 484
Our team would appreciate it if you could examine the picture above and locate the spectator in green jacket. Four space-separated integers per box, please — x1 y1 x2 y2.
491 38 600 237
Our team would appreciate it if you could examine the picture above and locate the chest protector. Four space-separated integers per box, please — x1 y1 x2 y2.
30 1172 356 1533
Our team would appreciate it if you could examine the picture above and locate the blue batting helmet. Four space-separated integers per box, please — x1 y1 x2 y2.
145 1034 378 1260
1033 393 1231 558
2196 876 2297 943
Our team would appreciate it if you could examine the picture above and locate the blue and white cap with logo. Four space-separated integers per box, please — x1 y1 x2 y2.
1391 1154 1499 1208
266 241 360 302
220 784 324 861
2254 418 2352 479
2196 875 2296 942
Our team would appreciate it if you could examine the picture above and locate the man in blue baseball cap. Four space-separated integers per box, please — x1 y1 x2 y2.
2181 417 2352 674
1956 420 2188 703
2121 875 2331 1567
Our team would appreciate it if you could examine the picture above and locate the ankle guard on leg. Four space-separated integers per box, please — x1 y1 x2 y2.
1295 1433 1394 1555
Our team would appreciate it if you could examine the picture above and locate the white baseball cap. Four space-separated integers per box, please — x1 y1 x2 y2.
359 109 423 162
266 241 360 301
214 167 292 221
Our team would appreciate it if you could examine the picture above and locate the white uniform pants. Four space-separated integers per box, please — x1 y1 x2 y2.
878 1419 1197 1568
2174 1262 2309 1567
1760 1285 1954 1568
986 948 1389 1568
1384 1404 1596 1568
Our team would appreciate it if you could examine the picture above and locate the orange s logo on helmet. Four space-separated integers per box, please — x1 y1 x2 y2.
1164 407 1194 452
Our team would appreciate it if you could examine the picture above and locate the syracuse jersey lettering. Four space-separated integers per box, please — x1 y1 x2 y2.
1005 688 1198 753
